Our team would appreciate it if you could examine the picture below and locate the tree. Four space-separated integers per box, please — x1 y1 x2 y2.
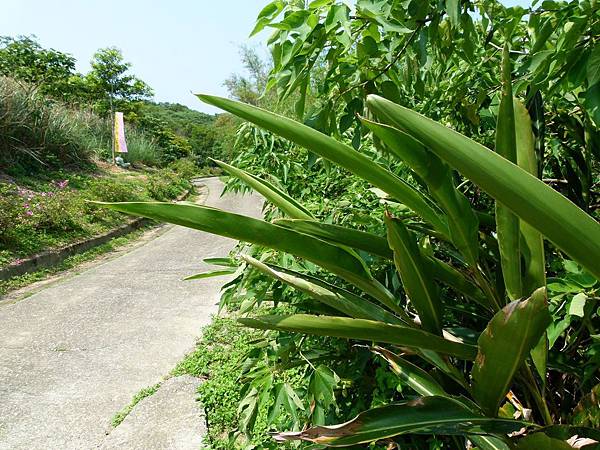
85 47 153 116
223 45 271 106
0 35 76 98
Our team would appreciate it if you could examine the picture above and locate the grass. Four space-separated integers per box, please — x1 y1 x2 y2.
111 382 162 427
172 315 278 449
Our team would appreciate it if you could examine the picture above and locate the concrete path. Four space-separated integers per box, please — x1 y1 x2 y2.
0 178 262 450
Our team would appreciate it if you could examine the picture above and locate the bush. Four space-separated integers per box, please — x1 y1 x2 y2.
167 157 198 180
146 169 191 201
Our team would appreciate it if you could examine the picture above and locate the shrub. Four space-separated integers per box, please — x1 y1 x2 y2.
167 157 198 180
146 169 191 201
105 88 600 448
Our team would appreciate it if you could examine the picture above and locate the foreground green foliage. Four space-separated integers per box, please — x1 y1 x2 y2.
105 89 600 448
105 0 599 448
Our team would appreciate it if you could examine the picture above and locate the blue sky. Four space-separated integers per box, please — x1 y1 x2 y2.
0 0 270 113
1 1 530 114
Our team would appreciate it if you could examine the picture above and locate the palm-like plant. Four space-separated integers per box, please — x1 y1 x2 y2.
99 51 600 448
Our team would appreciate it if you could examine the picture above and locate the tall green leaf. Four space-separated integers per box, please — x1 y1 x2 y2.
239 314 477 359
363 118 479 266
471 288 551 416
366 94 600 281
213 159 314 220
514 99 546 297
495 44 522 301
272 396 529 446
514 98 548 381
386 214 443 334
196 94 449 237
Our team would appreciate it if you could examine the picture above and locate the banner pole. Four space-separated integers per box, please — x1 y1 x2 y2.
111 111 116 165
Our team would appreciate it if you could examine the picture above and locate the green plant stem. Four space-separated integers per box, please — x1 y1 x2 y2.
522 365 553 426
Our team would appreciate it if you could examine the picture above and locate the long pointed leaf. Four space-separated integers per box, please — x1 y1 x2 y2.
98 201 399 312
363 118 479 266
272 396 529 446
471 287 551 416
239 314 477 359
514 99 546 297
514 98 548 381
241 255 404 325
214 159 314 219
386 215 443 335
372 346 446 396
366 94 600 281
197 94 449 237
274 218 393 259
495 44 522 300
184 269 236 280
275 219 488 307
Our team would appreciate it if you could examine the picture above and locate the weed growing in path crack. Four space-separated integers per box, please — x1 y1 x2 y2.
111 382 161 427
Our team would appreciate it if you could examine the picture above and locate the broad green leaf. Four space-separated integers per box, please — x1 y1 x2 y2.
241 255 404 325
446 0 460 26
309 365 338 408
97 201 398 312
363 118 479 266
268 383 303 425
183 269 236 280
386 215 443 334
469 435 513 450
239 314 477 359
571 383 600 428
196 94 449 237
495 44 522 301
515 433 573 450
250 0 284 36
372 346 446 396
472 288 551 416
366 94 600 281
213 159 313 219
274 218 393 259
568 292 587 317
272 396 529 446
587 44 600 87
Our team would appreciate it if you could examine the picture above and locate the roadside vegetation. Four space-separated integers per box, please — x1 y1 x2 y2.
0 37 228 284
106 0 600 449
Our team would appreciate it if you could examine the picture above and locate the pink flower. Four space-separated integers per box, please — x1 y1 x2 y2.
55 180 69 189
25 210 33 216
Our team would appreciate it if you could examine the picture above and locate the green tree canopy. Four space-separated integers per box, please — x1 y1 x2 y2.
0 35 76 97
85 47 153 116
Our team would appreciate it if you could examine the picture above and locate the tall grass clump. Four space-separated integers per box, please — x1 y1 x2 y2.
123 126 162 167
0 77 94 170
0 77 163 172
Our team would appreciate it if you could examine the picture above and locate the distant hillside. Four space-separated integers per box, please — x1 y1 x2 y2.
139 102 215 137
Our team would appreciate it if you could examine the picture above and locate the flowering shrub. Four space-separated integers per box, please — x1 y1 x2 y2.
0 167 193 267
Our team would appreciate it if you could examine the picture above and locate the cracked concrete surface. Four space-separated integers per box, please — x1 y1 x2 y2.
0 178 262 450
